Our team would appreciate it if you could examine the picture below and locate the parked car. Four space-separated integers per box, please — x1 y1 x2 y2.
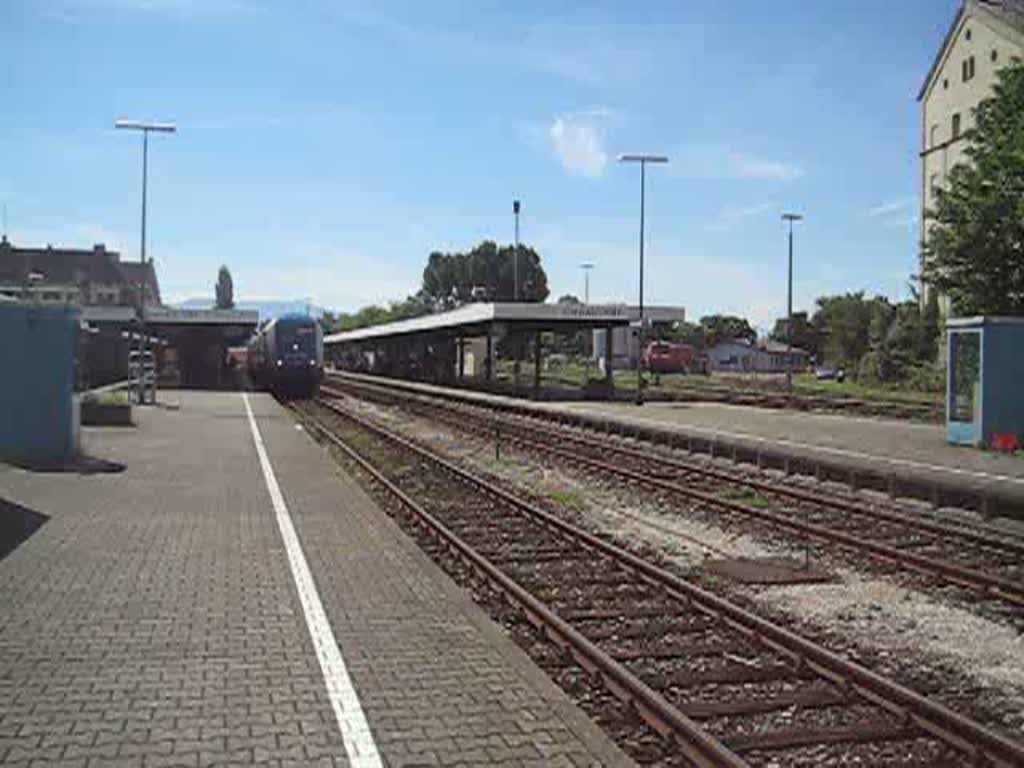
814 366 845 382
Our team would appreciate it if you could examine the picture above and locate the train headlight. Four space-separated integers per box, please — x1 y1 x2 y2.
309 359 316 366
276 359 283 367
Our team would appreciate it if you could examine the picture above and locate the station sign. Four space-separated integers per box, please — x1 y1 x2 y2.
147 307 259 325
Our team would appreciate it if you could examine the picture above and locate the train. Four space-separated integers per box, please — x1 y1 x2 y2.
246 313 324 397
640 341 704 374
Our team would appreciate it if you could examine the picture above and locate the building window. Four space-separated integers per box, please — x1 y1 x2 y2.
966 28 972 42
930 173 942 196
992 50 998 62
963 56 976 81
930 124 940 147
952 113 962 139
943 77 949 89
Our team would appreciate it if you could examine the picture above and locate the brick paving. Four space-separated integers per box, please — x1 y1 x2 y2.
0 392 631 767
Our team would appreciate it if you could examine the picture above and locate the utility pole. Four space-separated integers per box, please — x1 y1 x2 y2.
618 154 668 405
580 262 594 304
781 212 804 391
513 199 521 302
116 119 176 405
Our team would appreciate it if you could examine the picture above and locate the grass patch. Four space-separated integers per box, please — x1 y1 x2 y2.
546 488 588 512
82 391 130 406
719 487 771 508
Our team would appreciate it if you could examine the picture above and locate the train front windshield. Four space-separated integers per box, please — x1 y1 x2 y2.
279 324 318 354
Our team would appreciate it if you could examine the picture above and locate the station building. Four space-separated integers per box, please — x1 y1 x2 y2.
0 236 257 389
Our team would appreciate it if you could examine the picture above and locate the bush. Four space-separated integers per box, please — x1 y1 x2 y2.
903 363 945 393
856 352 882 385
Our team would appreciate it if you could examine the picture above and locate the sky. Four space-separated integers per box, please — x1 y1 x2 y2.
3 0 961 330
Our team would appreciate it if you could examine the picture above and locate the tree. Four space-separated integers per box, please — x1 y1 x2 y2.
811 293 884 368
557 294 582 305
330 295 431 332
769 311 821 360
215 266 234 309
699 315 756 348
919 288 941 363
661 321 705 348
420 241 549 309
923 62 1024 315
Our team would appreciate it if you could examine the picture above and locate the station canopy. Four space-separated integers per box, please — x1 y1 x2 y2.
325 302 687 346
81 306 259 328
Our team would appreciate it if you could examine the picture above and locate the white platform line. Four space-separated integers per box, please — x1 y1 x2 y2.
243 393 383 768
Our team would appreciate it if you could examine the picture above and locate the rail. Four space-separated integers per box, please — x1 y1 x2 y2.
327 370 1024 521
304 395 1024 768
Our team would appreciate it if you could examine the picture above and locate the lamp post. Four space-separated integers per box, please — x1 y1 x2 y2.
512 199 521 302
618 153 668 405
115 119 176 404
781 212 803 391
580 262 594 304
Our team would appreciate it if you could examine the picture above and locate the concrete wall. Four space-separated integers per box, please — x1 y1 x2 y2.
0 301 80 465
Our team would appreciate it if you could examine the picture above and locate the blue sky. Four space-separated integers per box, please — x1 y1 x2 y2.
4 0 959 329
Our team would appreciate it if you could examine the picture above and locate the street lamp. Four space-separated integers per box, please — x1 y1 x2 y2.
512 199 521 302
580 262 595 304
115 119 176 404
781 212 803 391
618 153 668 404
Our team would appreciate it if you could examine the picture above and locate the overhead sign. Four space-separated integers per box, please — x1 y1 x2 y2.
147 307 259 325
555 304 630 320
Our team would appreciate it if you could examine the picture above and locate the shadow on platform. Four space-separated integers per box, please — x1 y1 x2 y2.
7 454 126 475
0 497 49 561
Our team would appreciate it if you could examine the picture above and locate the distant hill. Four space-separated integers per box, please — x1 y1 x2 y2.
176 298 326 321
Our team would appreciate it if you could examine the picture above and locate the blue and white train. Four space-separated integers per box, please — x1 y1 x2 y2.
247 313 323 398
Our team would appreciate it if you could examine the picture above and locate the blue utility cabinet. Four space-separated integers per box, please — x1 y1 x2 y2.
0 300 80 464
946 316 1024 446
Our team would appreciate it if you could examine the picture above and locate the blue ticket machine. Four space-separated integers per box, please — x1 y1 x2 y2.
946 316 1024 446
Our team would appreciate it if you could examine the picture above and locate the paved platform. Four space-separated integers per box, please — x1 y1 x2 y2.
332 373 1024 519
0 391 630 767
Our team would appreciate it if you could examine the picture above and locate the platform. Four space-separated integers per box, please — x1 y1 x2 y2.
0 391 630 767
332 372 1024 520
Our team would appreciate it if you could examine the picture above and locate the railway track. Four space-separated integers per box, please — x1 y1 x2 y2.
296 394 1024 768
541 373 943 423
321 376 1024 616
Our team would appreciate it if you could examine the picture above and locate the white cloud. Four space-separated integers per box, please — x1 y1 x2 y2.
868 197 915 217
729 153 804 181
548 111 609 178
707 201 776 232
673 145 804 182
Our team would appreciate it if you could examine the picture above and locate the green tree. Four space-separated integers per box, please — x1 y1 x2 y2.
421 241 549 309
769 311 821 360
923 62 1024 315
811 293 885 368
663 321 705 348
331 295 431 332
699 315 756 347
918 288 941 362
215 266 234 309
